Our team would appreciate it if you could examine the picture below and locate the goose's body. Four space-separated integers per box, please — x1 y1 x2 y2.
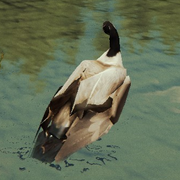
32 21 131 162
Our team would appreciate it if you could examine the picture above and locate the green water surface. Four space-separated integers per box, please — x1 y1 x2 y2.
0 0 180 180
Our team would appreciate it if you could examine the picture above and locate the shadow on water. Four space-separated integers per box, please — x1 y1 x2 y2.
0 136 121 173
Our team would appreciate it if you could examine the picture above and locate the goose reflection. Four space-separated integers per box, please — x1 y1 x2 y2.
31 21 131 163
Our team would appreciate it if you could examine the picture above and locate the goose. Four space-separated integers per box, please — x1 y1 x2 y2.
31 21 131 163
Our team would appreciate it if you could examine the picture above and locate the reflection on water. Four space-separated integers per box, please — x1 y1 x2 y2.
116 0 180 55
0 0 180 180
0 138 120 173
0 0 85 80
0 0 179 81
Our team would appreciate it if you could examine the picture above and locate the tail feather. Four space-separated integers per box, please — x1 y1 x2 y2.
31 131 63 163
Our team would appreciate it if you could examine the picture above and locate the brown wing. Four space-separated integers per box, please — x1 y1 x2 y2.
54 76 131 162
54 111 113 162
32 59 131 163
34 60 105 140
71 67 126 113
110 76 131 124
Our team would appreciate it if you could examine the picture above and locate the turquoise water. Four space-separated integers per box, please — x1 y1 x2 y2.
0 1 180 179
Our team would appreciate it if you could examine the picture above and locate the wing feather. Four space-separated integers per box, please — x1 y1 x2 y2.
110 76 131 124
72 67 126 113
54 75 131 162
55 111 113 162
33 60 107 141
32 59 131 163
54 60 106 97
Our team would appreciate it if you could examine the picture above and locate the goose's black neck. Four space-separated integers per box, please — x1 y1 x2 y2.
103 21 120 57
107 28 120 57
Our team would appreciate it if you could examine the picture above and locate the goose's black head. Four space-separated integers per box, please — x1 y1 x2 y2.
103 21 120 57
103 21 114 35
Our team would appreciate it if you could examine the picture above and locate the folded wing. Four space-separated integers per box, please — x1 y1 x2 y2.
72 66 126 113
32 59 131 162
54 75 131 161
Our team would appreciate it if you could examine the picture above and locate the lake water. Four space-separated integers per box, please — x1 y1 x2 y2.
0 0 180 179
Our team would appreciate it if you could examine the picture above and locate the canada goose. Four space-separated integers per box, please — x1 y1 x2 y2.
31 21 131 163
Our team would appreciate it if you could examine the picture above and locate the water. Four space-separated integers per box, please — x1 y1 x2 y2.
0 0 180 179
